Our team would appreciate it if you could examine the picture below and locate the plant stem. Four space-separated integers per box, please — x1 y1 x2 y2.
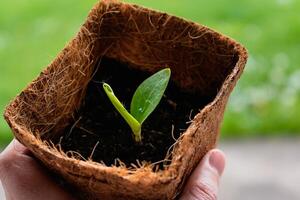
103 83 142 142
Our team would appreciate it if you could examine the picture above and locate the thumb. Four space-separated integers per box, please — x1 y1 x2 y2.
180 149 226 200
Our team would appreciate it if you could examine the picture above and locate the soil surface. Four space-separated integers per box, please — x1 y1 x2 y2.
56 58 211 168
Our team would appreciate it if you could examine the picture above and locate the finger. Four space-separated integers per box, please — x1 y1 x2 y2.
180 149 226 200
0 139 74 200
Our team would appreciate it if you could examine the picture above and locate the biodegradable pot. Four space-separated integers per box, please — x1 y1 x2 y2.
4 0 247 199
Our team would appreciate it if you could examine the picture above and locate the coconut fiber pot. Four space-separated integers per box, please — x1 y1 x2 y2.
4 0 247 199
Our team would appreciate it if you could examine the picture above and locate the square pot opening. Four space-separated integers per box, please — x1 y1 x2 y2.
51 55 237 168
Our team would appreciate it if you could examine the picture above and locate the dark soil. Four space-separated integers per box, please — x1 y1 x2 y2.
56 58 212 168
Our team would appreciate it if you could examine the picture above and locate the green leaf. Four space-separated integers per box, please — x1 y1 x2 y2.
130 68 171 124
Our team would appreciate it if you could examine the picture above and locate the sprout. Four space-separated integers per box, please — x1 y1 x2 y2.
103 68 171 142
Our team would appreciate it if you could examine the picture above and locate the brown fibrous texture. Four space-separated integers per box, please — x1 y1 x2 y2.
4 0 247 199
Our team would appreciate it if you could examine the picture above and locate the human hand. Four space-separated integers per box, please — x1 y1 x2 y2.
0 139 74 200
0 139 225 200
180 149 226 200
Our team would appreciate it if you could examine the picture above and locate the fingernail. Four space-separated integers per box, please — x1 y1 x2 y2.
209 150 226 176
12 139 27 153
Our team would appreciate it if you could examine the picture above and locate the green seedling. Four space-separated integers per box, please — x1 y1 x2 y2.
103 68 171 143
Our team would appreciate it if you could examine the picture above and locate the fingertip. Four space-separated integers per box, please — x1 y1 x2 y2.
208 149 226 176
180 149 226 200
0 139 32 179
0 139 27 157
12 139 30 154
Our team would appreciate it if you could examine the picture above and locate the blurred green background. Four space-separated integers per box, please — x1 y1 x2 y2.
1 0 299 146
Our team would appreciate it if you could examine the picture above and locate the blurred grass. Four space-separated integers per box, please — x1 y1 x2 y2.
0 0 300 145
